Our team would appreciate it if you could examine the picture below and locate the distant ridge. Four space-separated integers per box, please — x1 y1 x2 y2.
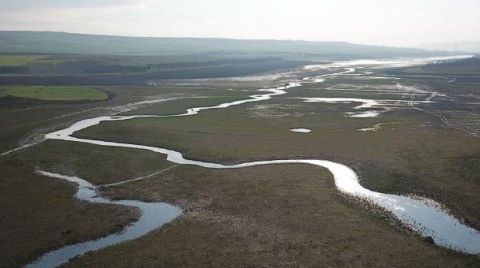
417 41 480 54
0 31 455 59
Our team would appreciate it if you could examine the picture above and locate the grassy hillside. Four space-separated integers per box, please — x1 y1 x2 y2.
0 31 452 59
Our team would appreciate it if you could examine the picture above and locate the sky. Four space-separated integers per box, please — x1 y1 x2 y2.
0 0 479 47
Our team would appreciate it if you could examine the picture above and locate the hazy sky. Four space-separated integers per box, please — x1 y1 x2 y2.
1 0 479 47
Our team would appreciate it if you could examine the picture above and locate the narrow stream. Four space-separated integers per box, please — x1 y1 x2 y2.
26 57 480 267
27 171 181 268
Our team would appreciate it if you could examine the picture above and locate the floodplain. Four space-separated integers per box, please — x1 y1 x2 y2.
1 56 480 267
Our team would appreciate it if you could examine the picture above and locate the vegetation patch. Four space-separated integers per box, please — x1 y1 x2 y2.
0 86 108 101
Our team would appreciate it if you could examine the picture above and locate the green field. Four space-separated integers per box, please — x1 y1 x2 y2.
0 86 108 101
0 55 46 66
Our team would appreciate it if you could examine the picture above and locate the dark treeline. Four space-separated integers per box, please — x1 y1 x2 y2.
0 58 307 85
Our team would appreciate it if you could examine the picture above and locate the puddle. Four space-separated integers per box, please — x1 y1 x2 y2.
290 128 312 133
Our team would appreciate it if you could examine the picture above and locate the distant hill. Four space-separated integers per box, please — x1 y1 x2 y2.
417 42 480 54
0 31 454 60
